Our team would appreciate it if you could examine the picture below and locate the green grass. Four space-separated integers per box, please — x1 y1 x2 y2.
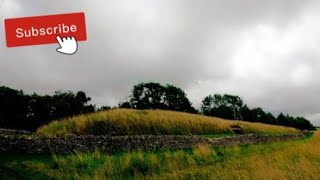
37 109 300 137
0 154 52 179
0 131 318 179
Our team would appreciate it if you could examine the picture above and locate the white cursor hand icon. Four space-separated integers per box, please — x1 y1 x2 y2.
56 36 78 55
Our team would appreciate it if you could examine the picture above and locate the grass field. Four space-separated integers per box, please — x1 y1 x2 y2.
0 131 317 179
37 109 300 136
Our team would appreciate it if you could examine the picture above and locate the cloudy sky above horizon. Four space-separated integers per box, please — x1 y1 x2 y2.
1 0 320 125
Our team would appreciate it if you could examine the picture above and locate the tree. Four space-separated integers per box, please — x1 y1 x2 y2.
27 94 54 130
0 86 95 131
264 112 277 125
119 101 131 108
240 105 253 122
201 95 215 116
130 82 166 110
0 86 29 129
201 94 243 120
0 84 316 131
126 82 196 113
50 90 95 119
202 94 315 130
277 113 289 126
98 106 111 111
164 84 196 113
250 107 266 122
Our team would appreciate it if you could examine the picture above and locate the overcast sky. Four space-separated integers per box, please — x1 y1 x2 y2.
0 0 319 125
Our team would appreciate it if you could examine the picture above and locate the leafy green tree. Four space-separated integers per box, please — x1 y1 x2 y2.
277 113 289 126
164 84 196 113
293 117 314 130
201 95 215 116
264 112 277 125
98 106 111 111
0 86 95 131
250 107 267 122
51 90 94 119
127 82 196 113
130 82 166 110
202 93 315 130
0 86 29 129
27 94 54 129
240 105 253 122
201 94 243 120
0 84 316 131
119 101 131 108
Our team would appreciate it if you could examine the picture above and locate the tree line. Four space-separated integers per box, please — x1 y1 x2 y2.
0 86 94 131
201 94 314 130
120 82 314 130
0 83 315 131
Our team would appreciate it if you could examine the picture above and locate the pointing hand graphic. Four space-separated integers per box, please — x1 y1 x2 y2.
56 36 78 55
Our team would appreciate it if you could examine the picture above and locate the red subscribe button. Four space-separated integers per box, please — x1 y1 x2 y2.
4 12 87 47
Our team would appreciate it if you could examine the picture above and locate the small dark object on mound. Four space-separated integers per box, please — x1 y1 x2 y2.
231 125 243 134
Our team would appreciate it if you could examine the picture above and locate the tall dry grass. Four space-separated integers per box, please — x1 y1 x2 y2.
9 131 319 179
37 109 300 136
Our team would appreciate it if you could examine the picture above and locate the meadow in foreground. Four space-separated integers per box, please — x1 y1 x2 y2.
0 131 317 179
37 109 300 137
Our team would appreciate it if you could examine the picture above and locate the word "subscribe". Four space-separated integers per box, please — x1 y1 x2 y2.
5 12 86 47
16 24 77 38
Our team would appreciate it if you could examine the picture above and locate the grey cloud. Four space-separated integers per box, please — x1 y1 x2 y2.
0 0 320 125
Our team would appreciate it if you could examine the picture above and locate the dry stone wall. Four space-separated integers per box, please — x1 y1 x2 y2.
0 133 305 154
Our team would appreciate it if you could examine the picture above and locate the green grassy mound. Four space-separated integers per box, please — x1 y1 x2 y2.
36 109 300 137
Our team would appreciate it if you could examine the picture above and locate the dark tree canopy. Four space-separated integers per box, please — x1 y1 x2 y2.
0 86 95 131
201 93 315 130
163 84 196 113
0 87 29 130
0 84 315 132
97 106 111 111
125 82 196 113
130 82 166 110
201 94 243 120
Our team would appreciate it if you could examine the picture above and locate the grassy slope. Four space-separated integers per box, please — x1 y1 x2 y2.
37 109 300 136
0 131 317 179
